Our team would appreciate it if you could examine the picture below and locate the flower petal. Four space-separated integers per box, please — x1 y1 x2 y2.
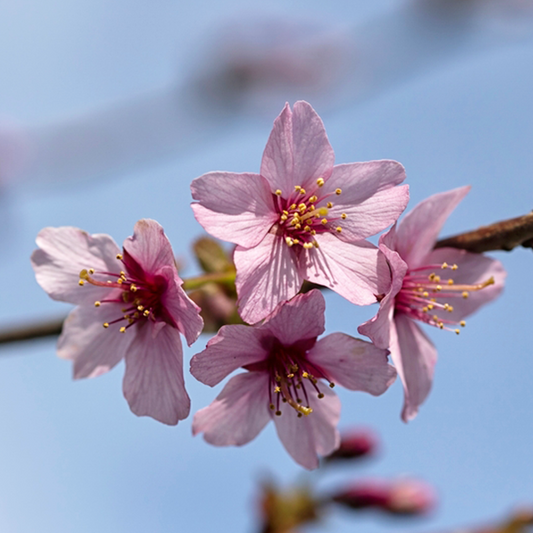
122 219 176 275
190 324 271 386
394 186 470 267
192 372 271 446
260 101 334 193
299 233 380 306
58 303 132 379
235 234 303 324
159 265 203 346
307 333 396 395
191 172 277 248
31 226 122 305
325 162 409 241
263 290 325 346
273 381 340 470
123 323 190 425
391 314 437 422
358 244 408 349
423 247 506 321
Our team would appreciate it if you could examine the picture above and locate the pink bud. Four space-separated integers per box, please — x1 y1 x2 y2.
331 479 436 516
325 429 378 462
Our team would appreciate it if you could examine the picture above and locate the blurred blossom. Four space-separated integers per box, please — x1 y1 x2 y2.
324 428 378 462
258 481 320 533
331 478 436 516
0 121 29 185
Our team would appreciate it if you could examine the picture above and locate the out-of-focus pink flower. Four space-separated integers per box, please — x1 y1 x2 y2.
324 428 378 462
31 219 203 425
332 478 436 516
190 290 396 469
191 101 409 324
358 187 506 422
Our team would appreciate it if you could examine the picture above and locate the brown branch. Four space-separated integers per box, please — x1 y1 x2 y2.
435 212 533 253
0 318 64 346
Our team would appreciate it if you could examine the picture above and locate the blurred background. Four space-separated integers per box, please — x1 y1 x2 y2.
0 0 532 531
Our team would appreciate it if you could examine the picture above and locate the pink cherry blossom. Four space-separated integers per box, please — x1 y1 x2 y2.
191 101 409 324
190 290 396 469
358 187 506 422
31 219 203 425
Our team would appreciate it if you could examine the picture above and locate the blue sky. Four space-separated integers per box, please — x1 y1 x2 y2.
0 1 532 532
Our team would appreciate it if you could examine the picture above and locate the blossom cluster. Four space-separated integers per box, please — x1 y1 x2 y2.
31 101 505 469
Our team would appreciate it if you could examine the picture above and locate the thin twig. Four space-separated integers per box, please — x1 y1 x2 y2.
0 319 63 346
435 212 533 253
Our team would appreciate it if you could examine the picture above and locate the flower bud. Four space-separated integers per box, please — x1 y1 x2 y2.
324 429 378 462
331 479 436 516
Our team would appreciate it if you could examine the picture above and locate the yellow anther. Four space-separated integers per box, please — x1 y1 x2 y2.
302 372 309 379
285 237 294 247
455 329 460 335
311 230 317 235
341 213 347 219
427 304 434 310
293 239 299 244
119 327 126 333
429 273 435 281
120 271 126 277
444 303 450 311
335 188 342 195
316 177 325 187
287 373 294 379
460 321 466 327
294 185 301 191
433 315 439 321
274 386 281 393
435 285 442 291
448 279 454 285
78 280 85 286
422 306 428 313
116 253 123 260
304 225 311 232
282 210 288 215
462 291 469 299
439 323 444 329
137 305 144 311
447 305 454 313
103 323 109 328
441 262 448 269
143 310 150 317
335 226 342 233
417 287 424 292
326 202 333 208
289 204 297 210
298 203 307 211
321 218 328 225
275 189 282 196
423 291 429 298
313 240 319 248
280 214 288 221
117 278 123 285
130 285 137 292
298 406 313 416
94 301 101 307
309 195 318 203
299 188 306 195
451 264 458 270
318 207 329 216
434 275 441 283
79 269 89 280
88 268 95 274
303 242 314 249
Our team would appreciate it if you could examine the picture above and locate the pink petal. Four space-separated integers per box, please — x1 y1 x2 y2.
358 244 408 349
234 233 303 324
58 303 132 379
299 233 380 306
192 372 271 446
391 314 437 423
260 101 334 194
273 381 340 470
190 324 270 386
122 219 175 275
263 290 325 346
191 172 278 248
158 265 203 346
31 226 122 305
325 162 409 241
307 333 396 395
394 186 471 268
123 323 190 425
423 248 506 321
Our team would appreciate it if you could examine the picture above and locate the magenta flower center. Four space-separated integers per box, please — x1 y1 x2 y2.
395 261 495 333
271 179 346 249
247 339 335 418
78 251 168 333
